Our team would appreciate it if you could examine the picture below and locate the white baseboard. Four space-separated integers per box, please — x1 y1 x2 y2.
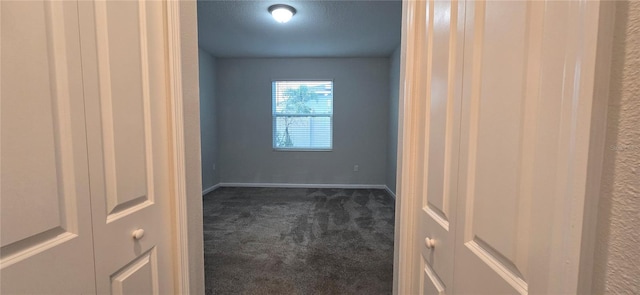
202 183 221 195
205 182 396 198
217 182 387 190
384 185 397 199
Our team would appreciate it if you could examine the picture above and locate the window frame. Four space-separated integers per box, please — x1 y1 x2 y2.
271 79 334 152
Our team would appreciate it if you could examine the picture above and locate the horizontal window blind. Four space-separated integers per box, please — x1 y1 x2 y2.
272 81 333 150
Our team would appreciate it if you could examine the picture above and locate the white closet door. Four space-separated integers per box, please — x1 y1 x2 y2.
398 0 610 293
414 0 466 294
453 1 608 294
0 1 97 293
78 1 175 294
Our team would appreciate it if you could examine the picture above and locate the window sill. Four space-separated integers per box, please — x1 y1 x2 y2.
273 148 333 152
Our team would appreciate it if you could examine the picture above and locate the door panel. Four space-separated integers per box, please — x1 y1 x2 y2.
78 0 175 293
454 1 549 294
465 2 529 261
416 0 465 294
0 1 96 293
111 248 159 295
93 0 154 221
422 257 446 295
425 0 458 227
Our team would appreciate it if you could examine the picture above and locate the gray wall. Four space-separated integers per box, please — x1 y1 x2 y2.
217 58 389 185
592 1 640 294
198 48 218 191
387 46 401 194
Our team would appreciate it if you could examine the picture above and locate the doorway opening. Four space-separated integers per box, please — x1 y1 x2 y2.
196 0 402 293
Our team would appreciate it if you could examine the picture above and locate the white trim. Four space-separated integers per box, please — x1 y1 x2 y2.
166 1 190 294
384 186 397 199
394 0 421 294
202 183 221 195
575 1 614 293
217 182 387 190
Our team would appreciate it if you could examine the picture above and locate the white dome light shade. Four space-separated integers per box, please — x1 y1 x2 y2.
272 8 292 23
268 4 296 23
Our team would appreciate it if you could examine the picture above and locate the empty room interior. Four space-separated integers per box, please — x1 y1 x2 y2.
196 0 402 293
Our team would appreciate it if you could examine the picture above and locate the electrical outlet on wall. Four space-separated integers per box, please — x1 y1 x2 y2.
213 163 216 170
353 165 359 172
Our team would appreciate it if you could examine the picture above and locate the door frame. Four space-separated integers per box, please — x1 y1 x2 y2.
167 1 194 294
392 1 615 294
393 0 424 294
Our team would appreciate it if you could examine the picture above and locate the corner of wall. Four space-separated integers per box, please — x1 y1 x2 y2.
386 44 402 195
198 47 219 192
592 2 640 294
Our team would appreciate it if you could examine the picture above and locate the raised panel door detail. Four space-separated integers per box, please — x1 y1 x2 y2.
93 0 155 221
422 256 446 295
423 0 461 230
1 0 71 250
465 1 529 261
0 1 96 293
110 248 159 295
454 1 549 294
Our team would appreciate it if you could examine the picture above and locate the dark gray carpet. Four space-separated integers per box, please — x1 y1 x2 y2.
203 187 395 295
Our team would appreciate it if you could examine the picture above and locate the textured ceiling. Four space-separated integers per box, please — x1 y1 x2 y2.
197 0 402 58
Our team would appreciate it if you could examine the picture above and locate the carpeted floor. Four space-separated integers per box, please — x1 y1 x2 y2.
203 187 395 295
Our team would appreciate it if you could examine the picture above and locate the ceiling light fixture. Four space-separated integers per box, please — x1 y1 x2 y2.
268 4 296 23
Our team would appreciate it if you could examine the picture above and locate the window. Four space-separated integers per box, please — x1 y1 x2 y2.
272 80 333 150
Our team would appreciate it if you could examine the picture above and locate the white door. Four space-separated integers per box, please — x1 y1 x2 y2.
78 1 176 294
397 0 612 294
1 0 178 293
413 0 466 294
0 1 97 293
